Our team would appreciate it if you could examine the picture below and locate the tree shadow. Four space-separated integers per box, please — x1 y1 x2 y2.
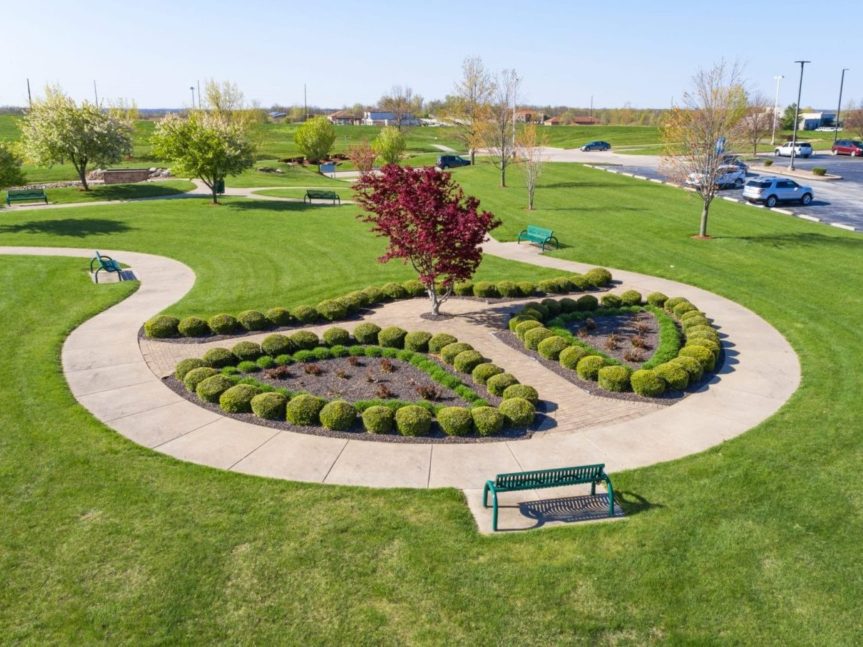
716 232 863 249
0 219 134 237
224 200 343 213
541 181 636 189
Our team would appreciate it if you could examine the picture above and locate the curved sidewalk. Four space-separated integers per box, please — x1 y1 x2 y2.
0 245 800 495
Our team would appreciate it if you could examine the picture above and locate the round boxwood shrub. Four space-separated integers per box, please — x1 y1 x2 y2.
316 299 348 322
558 297 578 313
319 400 357 431
472 363 504 385
601 293 622 308
570 274 591 291
440 342 473 364
175 358 207 381
196 374 235 403
453 350 485 374
232 341 263 362
362 405 394 434
395 405 432 437
203 347 237 368
537 335 570 360
523 301 549 317
687 338 721 359
598 365 632 392
362 286 384 304
221 366 240 376
290 305 319 324
576 295 599 311
686 324 719 339
620 290 642 306
238 310 268 331
250 392 287 420
515 320 544 340
404 331 432 352
471 406 504 436
178 317 210 337
576 355 606 381
540 298 562 316
428 333 457 353
402 279 426 297
556 277 577 293
145 315 180 338
672 301 697 318
584 267 612 287
654 362 690 391
631 369 667 397
679 345 715 371
671 355 704 382
537 279 561 294
496 280 520 298
499 397 535 428
378 326 408 348
682 315 710 330
290 330 319 350
219 384 261 413
436 406 473 436
487 372 519 396
208 313 239 335
517 281 536 297
502 384 539 405
323 327 351 347
353 322 381 345
256 355 276 369
646 292 668 307
473 281 499 298
261 334 294 357
237 360 260 373
285 394 326 426
183 366 218 392
340 291 367 312
507 314 536 332
381 282 409 300
454 281 474 296
679 309 705 323
265 307 293 327
559 345 588 370
523 327 554 351
663 296 687 312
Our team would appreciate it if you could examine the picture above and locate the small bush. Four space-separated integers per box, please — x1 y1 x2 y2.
631 369 667 397
454 281 474 296
203 347 237 368
679 309 705 323
487 372 519 396
598 365 632 392
664 296 687 312
436 407 473 436
219 384 261 413
262 334 294 357
559 345 588 370
502 384 539 405
496 280 520 298
404 331 432 352
323 327 351 347
671 355 704 382
175 358 207 381
584 267 612 287
672 301 697 318
507 314 535 332
195 374 235 403
208 313 239 335
763 158 774 167
256 355 276 369
362 286 384 304
402 279 426 297
812 167 827 177
178 317 210 337
576 355 606 381
238 310 268 331
319 400 357 431
183 366 218 392
441 342 474 364
540 298 562 316
558 297 578 313
570 274 591 291
362 406 394 434
395 405 432 437
340 291 367 312
523 326 554 351
251 392 287 420
145 315 180 338
620 290 642 306
237 360 260 373
290 305 319 324
285 394 326 426
232 341 263 362
576 295 599 311
686 325 719 340
265 307 293 327
517 281 536 297
429 333 458 353
499 397 535 428
601 293 622 308
515 320 544 340
473 281 499 298
679 345 715 371
687 338 721 359
537 335 570 360
316 299 348 322
453 350 485 373
682 315 710 330
378 326 408 348
353 322 382 345
646 292 668 307
537 279 560 294
290 330 319 350
655 362 690 390
472 363 504 385
381 282 409 300
471 406 504 436
313 347 333 361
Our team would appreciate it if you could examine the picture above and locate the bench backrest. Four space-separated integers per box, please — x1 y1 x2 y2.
8 189 46 199
306 190 337 198
526 225 553 239
494 464 605 491
93 251 119 271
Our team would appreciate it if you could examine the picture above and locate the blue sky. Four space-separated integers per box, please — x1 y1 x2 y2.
2 0 860 110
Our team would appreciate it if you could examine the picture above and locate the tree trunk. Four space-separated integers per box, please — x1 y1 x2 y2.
429 286 441 316
469 148 475 165
500 163 506 188
212 185 219 204
699 201 710 237
75 161 89 191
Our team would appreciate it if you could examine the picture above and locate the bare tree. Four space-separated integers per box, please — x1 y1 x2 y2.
661 62 747 238
517 123 546 210
844 100 863 139
378 85 423 130
485 69 520 188
448 57 494 164
741 92 773 156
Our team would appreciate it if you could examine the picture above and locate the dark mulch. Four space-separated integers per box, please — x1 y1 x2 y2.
565 311 659 369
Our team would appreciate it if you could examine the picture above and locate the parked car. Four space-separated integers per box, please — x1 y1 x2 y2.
580 141 611 151
437 155 470 169
774 142 813 158
685 165 747 189
742 177 814 207
831 139 863 157
720 154 749 173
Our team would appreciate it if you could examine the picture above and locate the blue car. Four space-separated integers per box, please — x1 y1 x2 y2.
580 141 611 152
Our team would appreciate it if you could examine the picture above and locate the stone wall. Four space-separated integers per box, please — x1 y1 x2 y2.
102 169 152 184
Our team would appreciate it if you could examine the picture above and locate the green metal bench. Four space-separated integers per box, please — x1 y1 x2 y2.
304 189 340 205
89 251 125 283
6 188 48 206
517 225 559 252
483 463 614 531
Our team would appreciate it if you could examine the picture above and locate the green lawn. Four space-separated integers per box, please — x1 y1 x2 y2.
1 159 862 642
1 180 195 207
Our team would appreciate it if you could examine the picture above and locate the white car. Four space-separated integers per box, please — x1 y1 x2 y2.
685 165 746 190
774 142 813 158
742 177 814 207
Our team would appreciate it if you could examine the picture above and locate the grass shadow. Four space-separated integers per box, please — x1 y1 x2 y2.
224 200 346 213
719 232 863 249
0 219 134 237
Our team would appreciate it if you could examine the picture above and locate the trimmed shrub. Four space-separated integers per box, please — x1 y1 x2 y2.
541 298 562 316
208 313 239 335
454 281 474 296
472 406 504 436
219 384 261 413
145 315 180 338
329 345 349 358
584 267 612 287
601 293 622 308
285 394 326 426
378 326 408 348
598 365 632 392
559 297 579 313
473 281 499 298
237 360 260 373
508 314 536 332
620 290 642 306
682 315 710 330
203 347 237 368
290 330 319 350
517 281 536 297
319 400 357 431
679 345 716 371
175 358 207 381
237 310 268 331
341 291 368 312
655 362 690 391
362 405 394 434
537 335 570 360
395 405 432 437
221 366 240 376
576 295 599 311
496 280 520 298
441 342 473 364
404 331 432 352
472 363 504 385
554 277 576 293
251 392 287 420
570 274 591 291
353 322 382 345
232 341 263 362
381 282 409 300
313 347 333 360
631 369 667 397
453 350 485 374
402 279 426 297
487 372 519 396
502 384 539 405
671 355 704 382
672 301 697 318
646 292 669 307
499 397 535 428
686 325 719 339
436 406 473 436
559 345 588 370
316 299 348 322
178 317 210 337
265 307 293 327
362 286 384 304
687 338 721 358
576 355 606 381
515 320 544 340
663 296 687 312
679 309 706 323
523 326 554 351
262 334 294 357
183 367 218 392
290 305 319 324
195 374 235 403
537 279 560 294
256 355 276 369
523 301 549 317
323 327 351 347
429 333 458 353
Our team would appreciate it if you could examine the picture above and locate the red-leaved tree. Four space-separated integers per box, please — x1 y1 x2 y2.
355 165 501 315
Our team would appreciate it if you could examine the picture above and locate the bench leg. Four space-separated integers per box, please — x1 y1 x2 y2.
482 482 490 508
492 492 499 531
606 478 615 516
94 268 101 284
591 481 596 496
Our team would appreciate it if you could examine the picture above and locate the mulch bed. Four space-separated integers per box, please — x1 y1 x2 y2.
564 311 659 369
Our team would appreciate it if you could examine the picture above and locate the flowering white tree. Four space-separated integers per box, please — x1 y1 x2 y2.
517 123 546 210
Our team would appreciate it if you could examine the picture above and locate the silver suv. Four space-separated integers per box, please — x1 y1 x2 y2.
742 177 814 207
774 142 813 158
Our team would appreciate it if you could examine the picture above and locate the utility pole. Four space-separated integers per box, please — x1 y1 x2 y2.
26 78 32 108
190 86 195 109
93 80 99 107
304 83 307 121
790 60 810 171
197 80 201 109
771 75 783 145
834 68 849 143
590 95 593 117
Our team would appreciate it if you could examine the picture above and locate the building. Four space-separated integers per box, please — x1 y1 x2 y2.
514 109 548 124
327 110 362 126
798 111 837 131
362 111 420 127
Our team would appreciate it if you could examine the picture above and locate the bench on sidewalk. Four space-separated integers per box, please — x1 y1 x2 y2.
483 463 614 531
6 188 48 206
517 225 558 252
90 251 126 283
304 189 340 205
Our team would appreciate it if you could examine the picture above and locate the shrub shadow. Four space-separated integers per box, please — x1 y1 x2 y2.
0 218 134 237
224 200 343 213
718 232 863 249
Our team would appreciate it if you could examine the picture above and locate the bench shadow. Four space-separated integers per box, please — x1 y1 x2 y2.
502 490 662 532
0 218 134 237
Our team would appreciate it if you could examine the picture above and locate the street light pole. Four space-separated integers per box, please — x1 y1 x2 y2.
190 86 195 110
790 60 810 171
771 75 783 145
834 68 849 143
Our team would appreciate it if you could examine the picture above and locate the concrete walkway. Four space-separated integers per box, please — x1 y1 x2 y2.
0 245 801 532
